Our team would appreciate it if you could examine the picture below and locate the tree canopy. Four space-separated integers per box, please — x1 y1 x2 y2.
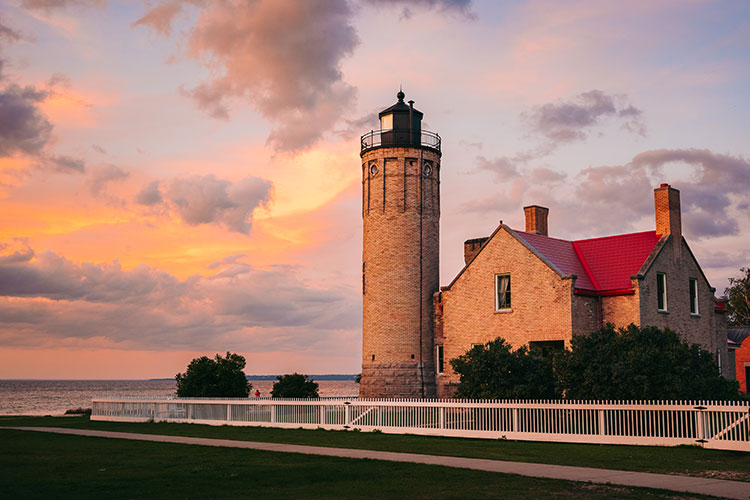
175 352 251 398
725 267 750 326
271 373 319 398
450 338 559 399
555 324 739 400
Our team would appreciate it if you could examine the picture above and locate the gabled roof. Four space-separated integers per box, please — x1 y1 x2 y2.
515 230 661 294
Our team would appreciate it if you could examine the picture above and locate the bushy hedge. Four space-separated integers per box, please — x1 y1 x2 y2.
451 325 739 400
175 352 251 398
271 373 319 398
451 338 559 399
556 324 739 400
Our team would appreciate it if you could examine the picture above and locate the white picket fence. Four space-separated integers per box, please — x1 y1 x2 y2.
91 397 750 451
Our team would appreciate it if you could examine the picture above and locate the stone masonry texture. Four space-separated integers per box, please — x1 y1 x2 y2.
360 146 441 398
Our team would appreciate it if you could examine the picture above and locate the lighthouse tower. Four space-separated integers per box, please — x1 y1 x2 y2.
359 90 441 398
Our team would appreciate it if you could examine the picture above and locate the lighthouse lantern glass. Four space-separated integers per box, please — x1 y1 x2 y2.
380 113 393 130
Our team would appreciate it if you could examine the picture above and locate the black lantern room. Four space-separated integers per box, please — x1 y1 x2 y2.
361 90 440 155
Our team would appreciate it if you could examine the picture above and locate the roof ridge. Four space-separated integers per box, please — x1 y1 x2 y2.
515 230 572 244
571 241 601 291
573 229 657 244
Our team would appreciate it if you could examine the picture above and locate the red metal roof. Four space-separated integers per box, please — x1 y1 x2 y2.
516 230 660 295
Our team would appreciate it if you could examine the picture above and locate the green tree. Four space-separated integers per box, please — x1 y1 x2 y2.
271 373 319 398
175 352 251 397
450 338 559 399
556 324 739 400
725 267 750 326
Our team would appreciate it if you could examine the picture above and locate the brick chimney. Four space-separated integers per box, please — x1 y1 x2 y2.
463 237 488 265
524 205 549 236
654 183 682 258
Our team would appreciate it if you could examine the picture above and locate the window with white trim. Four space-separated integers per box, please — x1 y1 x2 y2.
657 272 667 311
495 274 511 310
689 278 699 315
436 345 444 374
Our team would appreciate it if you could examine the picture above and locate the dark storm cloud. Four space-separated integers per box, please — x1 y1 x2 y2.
0 84 52 157
524 90 645 144
0 244 359 349
165 174 272 234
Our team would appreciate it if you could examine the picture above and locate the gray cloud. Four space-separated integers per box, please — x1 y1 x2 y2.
476 154 521 179
362 0 473 17
87 163 129 194
0 238 34 264
0 244 359 350
524 90 645 144
19 0 105 11
571 149 750 239
0 19 23 44
38 154 86 173
173 0 359 152
0 84 52 157
165 174 272 234
131 1 183 36
135 180 163 206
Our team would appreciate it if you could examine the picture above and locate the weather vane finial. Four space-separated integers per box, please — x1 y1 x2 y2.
397 85 405 102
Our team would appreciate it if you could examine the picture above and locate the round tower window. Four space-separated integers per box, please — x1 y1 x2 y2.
369 164 378 176
423 164 432 176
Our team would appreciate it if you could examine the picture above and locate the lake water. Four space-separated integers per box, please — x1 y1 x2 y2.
0 379 360 416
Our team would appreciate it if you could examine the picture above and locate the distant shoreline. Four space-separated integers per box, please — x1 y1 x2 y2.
1 375 359 382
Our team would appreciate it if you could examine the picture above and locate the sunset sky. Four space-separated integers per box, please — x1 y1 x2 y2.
0 0 748 379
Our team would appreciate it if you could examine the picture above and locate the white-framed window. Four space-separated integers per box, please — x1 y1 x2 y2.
689 278 699 315
495 274 511 310
657 272 667 311
436 345 444 374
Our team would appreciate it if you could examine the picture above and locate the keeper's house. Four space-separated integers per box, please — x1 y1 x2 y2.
434 184 729 398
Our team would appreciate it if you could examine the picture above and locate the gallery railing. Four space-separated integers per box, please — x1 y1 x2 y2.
91 397 749 451
361 129 441 154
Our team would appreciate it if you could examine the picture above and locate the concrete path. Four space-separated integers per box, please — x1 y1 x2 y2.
7 426 750 499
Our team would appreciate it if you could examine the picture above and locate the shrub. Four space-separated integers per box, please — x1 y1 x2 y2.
556 324 739 400
271 373 319 398
175 352 251 398
450 338 559 399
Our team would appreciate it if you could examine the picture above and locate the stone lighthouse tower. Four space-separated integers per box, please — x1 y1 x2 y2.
359 90 441 398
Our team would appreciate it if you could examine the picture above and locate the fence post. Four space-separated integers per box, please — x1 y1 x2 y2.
271 404 276 424
598 408 606 436
695 407 706 444
152 402 157 421
512 408 518 433
227 404 231 422
345 402 351 427
320 405 325 425
439 406 446 430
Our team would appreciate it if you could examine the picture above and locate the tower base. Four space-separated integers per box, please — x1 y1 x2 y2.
359 362 436 398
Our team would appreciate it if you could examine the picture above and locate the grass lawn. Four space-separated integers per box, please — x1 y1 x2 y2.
0 428 723 499
2 415 748 482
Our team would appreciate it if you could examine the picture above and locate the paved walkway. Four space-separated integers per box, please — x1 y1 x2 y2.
7 426 750 499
